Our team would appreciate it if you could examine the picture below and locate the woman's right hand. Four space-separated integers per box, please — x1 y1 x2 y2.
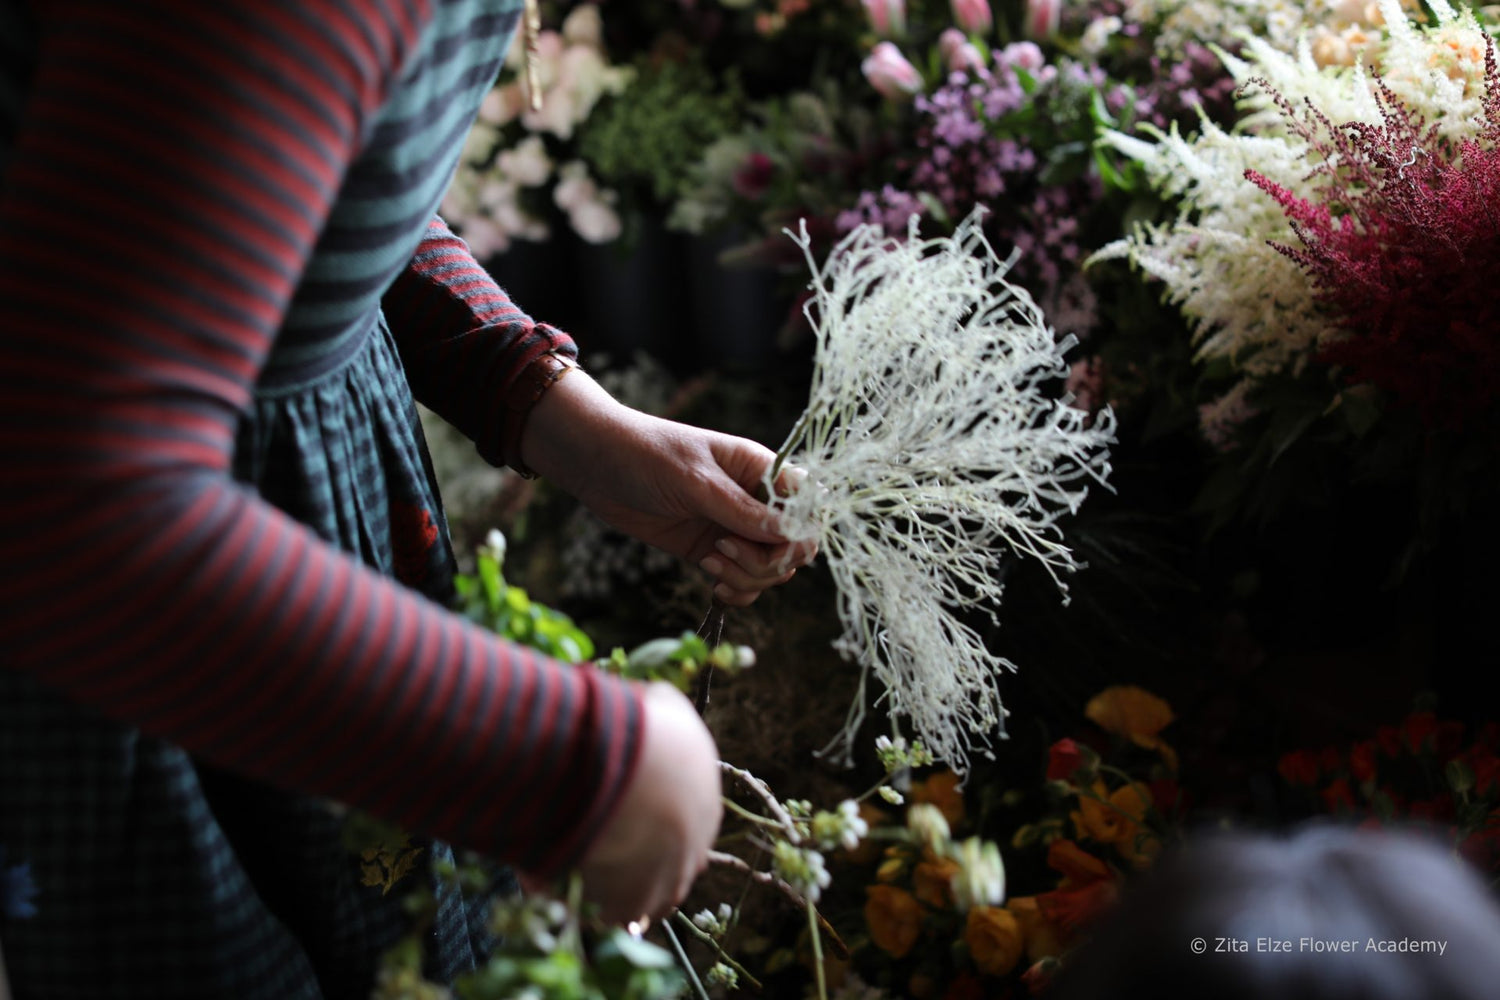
575 682 723 924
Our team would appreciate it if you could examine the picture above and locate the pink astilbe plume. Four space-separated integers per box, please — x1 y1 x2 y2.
1244 48 1500 430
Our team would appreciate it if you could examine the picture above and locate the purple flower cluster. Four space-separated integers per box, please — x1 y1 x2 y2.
1137 41 1239 129
838 46 1123 335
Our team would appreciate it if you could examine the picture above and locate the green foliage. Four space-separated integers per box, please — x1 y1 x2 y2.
581 57 744 206
455 541 596 663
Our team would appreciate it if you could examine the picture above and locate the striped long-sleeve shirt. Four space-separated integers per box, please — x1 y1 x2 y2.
0 0 642 881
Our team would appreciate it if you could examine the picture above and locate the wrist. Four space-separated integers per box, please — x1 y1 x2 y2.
503 352 580 479
518 367 643 493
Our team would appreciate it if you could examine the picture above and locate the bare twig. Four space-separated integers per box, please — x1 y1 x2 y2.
671 911 764 992
719 762 802 844
705 851 849 960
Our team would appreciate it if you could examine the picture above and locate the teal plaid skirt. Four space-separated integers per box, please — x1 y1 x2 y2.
0 320 505 998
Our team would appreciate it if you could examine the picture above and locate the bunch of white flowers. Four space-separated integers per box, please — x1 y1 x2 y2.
771 842 832 903
810 800 869 852
769 210 1115 770
1092 0 1495 423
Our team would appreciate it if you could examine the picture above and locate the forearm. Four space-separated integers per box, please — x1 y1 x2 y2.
384 217 578 469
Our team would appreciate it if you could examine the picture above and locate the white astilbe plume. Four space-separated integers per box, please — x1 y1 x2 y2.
767 209 1115 771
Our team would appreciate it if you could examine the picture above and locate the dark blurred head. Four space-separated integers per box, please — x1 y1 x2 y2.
1051 824 1500 1000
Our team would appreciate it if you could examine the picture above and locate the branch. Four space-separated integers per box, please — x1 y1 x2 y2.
705 851 849 960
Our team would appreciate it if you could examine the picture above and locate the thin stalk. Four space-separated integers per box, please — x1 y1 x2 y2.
671 911 764 992
721 762 803 843
663 919 711 1000
722 797 789 832
705 851 850 959
808 898 828 1000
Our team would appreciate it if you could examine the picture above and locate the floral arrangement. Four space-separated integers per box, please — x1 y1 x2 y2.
1089 0 1499 557
1096 0 1495 415
442 4 633 253
822 685 1181 999
1277 707 1500 876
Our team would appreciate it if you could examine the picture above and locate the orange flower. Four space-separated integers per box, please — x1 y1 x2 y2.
1036 879 1118 937
1085 686 1178 770
964 906 1024 977
1046 839 1112 887
912 854 962 908
1072 781 1150 845
1005 895 1066 963
911 771 965 827
865 885 925 958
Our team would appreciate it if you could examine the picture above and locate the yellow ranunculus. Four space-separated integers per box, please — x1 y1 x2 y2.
964 905 1024 977
1084 686 1178 770
1072 781 1129 844
1107 782 1158 865
910 770 965 827
865 885 925 959
912 854 962 908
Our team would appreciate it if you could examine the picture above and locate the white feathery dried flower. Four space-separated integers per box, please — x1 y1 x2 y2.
768 209 1115 770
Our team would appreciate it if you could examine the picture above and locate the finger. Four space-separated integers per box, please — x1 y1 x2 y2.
711 536 810 581
700 548 795 595
771 463 809 498
704 442 790 546
711 583 767 608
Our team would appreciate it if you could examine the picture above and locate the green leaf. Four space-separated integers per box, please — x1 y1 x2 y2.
505 585 531 613
593 929 679 970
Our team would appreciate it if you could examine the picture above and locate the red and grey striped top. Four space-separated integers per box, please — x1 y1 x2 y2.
0 0 642 875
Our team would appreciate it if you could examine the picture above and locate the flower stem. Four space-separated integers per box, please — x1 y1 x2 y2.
664 918 711 1000
722 797 788 831
808 898 828 1000
671 910 764 991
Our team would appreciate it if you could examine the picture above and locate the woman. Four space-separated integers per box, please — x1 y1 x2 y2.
0 1 807 996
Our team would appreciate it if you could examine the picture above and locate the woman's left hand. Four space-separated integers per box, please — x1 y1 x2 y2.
519 371 815 606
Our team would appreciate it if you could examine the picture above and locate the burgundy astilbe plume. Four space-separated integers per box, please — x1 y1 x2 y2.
1244 49 1500 430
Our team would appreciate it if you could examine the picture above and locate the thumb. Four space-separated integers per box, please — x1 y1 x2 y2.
703 441 788 546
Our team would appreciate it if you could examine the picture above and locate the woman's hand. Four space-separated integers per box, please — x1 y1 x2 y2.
574 682 722 923
520 370 814 606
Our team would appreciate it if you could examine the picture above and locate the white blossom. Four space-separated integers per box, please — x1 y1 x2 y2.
906 803 951 854
772 842 831 903
769 210 1115 770
495 135 553 187
561 3 604 48
950 836 1006 912
811 799 869 851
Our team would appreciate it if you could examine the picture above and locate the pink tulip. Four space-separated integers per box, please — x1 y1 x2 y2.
950 0 993 35
1000 41 1046 74
861 0 907 37
938 28 984 72
861 42 923 100
1025 0 1060 38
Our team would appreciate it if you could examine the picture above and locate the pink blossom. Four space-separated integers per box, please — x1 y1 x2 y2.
732 152 777 200
938 28 984 72
861 0 906 37
862 42 923 100
1000 41 1046 74
1024 0 1060 39
568 199 622 243
949 0 992 35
